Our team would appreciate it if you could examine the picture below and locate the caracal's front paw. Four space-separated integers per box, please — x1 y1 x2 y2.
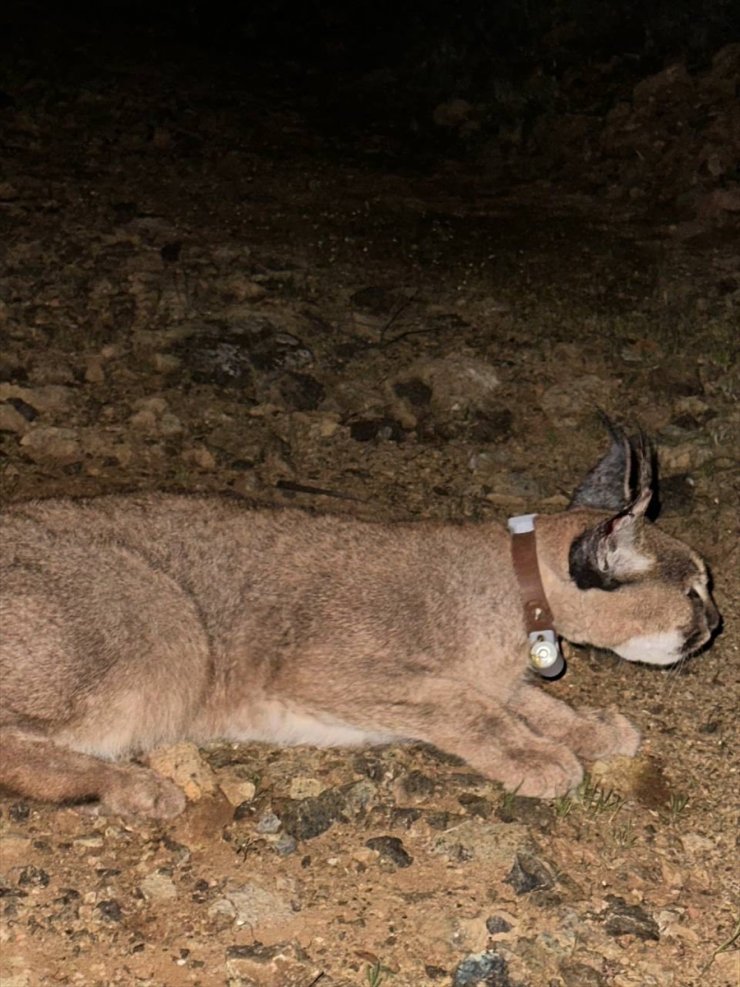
102 767 187 819
498 744 584 800
566 709 641 761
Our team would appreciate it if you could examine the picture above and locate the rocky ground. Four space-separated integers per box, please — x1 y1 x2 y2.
0 22 738 987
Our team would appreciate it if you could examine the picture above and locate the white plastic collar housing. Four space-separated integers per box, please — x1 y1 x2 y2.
507 513 536 535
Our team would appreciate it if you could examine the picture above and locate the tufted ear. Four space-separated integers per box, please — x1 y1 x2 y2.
569 417 654 514
568 496 653 590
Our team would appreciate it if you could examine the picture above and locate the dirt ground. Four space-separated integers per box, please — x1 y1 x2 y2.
0 22 738 987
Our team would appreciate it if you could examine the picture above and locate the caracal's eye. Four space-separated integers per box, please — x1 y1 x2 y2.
685 587 701 601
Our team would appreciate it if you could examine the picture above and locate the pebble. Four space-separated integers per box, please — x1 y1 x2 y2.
453 950 512 987
139 870 178 901
182 444 217 470
146 742 216 801
288 776 324 800
256 812 282 834
504 851 556 895
84 357 105 384
225 941 316 987
217 772 257 807
17 866 49 888
398 770 436 799
601 895 660 941
365 836 413 868
341 780 378 817
273 789 345 840
96 899 123 923
272 832 298 856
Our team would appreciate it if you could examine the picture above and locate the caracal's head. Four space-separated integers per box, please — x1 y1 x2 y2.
548 420 721 667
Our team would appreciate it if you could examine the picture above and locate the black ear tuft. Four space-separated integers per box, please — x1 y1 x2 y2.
569 414 655 513
568 523 623 591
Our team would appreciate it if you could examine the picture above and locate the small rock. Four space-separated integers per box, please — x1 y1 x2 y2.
601 896 660 941
485 916 513 935
341 779 378 817
146 742 216 801
218 774 257 808
272 832 298 856
225 941 315 987
0 403 30 434
453 950 512 987
129 396 169 431
19 426 83 464
96 899 123 922
273 790 345 840
389 807 422 829
182 444 217 471
399 770 436 799
504 852 556 895
256 812 282 834
425 965 448 980
288 777 324 800
8 803 30 823
212 883 294 929
365 836 413 868
17 866 49 888
85 357 105 384
139 870 177 901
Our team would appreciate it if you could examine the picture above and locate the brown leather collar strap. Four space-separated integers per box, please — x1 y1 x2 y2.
508 514 565 678
509 526 556 634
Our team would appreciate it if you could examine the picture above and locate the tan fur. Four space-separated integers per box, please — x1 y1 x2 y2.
0 439 719 818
